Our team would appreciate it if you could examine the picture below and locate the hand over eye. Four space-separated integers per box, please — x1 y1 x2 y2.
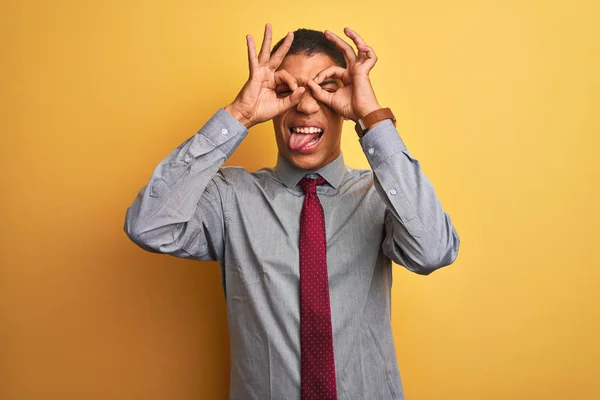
225 24 306 129
307 27 381 122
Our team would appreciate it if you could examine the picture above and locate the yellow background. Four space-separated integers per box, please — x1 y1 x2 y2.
1 0 599 399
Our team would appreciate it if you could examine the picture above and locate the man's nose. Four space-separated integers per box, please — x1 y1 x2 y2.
295 88 320 115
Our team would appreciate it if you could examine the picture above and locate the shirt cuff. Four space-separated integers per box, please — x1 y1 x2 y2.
190 108 249 158
358 119 408 169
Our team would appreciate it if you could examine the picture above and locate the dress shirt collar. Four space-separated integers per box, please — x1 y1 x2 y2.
274 152 346 190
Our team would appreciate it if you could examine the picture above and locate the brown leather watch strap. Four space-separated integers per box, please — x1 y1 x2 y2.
355 108 396 138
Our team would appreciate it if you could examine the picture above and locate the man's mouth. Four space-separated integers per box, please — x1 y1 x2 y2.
288 126 324 153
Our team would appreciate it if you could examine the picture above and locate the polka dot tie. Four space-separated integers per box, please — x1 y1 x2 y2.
299 177 337 400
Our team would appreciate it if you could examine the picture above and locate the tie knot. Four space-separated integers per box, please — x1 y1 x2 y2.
299 176 327 195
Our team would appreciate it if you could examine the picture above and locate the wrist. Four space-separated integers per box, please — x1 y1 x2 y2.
352 76 380 121
224 104 253 129
354 107 396 138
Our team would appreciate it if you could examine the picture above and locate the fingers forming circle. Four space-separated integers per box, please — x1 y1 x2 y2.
357 44 378 67
277 86 306 114
314 65 347 84
307 80 333 105
274 70 298 91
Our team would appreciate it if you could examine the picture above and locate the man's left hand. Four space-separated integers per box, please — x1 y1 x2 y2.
308 27 381 122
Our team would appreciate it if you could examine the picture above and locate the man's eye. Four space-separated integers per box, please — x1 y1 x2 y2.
324 88 337 93
276 89 292 97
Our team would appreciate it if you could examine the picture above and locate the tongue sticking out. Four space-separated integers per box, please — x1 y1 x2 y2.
289 132 321 151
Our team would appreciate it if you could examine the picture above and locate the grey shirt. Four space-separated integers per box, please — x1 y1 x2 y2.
124 109 460 400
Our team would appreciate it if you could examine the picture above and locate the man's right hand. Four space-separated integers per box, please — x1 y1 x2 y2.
225 24 305 129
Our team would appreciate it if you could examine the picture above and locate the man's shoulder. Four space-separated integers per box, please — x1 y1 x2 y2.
218 165 277 177
346 164 373 175
215 165 280 186
343 165 374 182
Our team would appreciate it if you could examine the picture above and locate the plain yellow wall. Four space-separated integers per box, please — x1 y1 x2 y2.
1 0 599 399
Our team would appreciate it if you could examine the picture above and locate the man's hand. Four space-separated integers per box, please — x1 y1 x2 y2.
225 24 306 129
307 27 381 122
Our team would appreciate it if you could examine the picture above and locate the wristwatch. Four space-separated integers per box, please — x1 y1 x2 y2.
355 108 396 138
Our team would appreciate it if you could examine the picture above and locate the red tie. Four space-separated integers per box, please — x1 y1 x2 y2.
299 177 337 400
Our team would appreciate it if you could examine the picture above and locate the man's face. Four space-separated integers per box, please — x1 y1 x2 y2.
273 53 344 171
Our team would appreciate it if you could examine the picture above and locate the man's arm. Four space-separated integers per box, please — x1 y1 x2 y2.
308 27 459 273
360 120 460 274
124 24 305 260
124 110 247 261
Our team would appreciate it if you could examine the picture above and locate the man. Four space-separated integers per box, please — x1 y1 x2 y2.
125 24 459 400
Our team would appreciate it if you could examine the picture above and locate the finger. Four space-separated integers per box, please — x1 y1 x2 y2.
274 70 298 91
246 34 259 72
324 30 357 64
307 80 334 106
344 27 367 47
269 32 294 70
258 23 273 65
356 44 378 69
344 27 374 65
278 86 306 112
313 65 346 84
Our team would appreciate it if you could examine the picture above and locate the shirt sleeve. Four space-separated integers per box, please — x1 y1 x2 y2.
359 120 460 274
124 108 248 262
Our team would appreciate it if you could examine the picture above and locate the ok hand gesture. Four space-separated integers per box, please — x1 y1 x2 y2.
307 28 381 122
225 24 306 129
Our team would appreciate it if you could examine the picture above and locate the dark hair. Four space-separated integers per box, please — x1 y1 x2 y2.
271 29 346 68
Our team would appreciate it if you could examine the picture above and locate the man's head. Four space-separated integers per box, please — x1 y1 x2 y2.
271 29 346 69
271 29 346 171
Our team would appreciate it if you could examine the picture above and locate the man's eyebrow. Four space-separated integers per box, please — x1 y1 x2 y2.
320 80 339 86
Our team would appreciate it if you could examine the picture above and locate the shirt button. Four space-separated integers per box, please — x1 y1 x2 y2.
390 189 397 195
368 147 375 155
184 156 192 163
221 128 228 135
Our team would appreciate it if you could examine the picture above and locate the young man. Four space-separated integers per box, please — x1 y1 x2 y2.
125 24 459 400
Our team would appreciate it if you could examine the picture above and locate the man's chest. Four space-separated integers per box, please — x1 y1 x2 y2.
221 182 387 282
